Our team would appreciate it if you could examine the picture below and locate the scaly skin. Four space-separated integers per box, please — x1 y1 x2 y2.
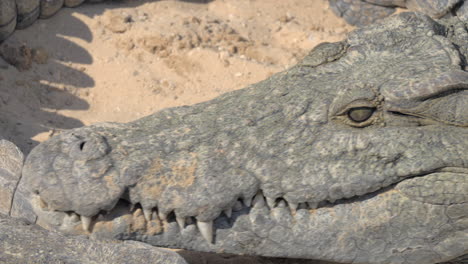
22 13 468 264
1 0 89 41
329 0 468 26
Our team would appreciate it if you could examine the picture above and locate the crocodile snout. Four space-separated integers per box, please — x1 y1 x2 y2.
23 128 125 229
64 131 111 162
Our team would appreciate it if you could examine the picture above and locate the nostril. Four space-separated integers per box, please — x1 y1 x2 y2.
68 133 109 159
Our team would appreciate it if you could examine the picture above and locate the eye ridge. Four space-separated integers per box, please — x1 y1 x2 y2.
347 107 376 123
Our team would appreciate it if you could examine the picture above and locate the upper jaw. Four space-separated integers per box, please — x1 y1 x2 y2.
23 128 127 218
29 169 466 264
30 166 467 238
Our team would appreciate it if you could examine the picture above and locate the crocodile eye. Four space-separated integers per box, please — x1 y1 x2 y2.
347 107 375 123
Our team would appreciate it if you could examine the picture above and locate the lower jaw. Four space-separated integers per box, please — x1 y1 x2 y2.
32 187 465 264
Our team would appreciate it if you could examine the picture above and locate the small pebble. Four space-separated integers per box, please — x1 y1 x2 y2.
32 47 48 64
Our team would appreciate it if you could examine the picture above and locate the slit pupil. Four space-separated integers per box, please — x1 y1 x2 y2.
79 142 86 150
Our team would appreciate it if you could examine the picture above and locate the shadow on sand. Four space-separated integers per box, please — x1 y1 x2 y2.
0 0 213 154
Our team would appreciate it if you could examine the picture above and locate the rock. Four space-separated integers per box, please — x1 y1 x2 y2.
9 173 37 223
105 13 133 34
138 35 170 57
0 140 24 216
0 213 188 264
0 138 36 223
32 47 49 64
0 37 33 71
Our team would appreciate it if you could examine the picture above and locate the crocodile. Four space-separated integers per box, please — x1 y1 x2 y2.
17 11 467 264
329 0 468 26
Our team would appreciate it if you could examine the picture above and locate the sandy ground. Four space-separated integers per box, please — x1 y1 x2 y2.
0 1 353 263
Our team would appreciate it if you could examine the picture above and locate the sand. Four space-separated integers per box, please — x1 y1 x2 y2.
0 1 353 263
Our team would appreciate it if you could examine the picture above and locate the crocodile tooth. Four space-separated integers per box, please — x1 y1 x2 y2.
277 200 287 208
81 216 92 232
63 212 81 226
69 212 80 222
197 220 213 244
38 197 48 210
143 208 152 221
158 211 167 221
223 208 232 218
176 216 185 230
307 202 318 209
243 196 253 207
289 202 298 213
253 193 265 208
289 202 298 210
129 203 135 212
266 197 276 208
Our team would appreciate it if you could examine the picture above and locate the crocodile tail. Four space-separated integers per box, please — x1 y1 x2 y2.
0 0 107 43
0 0 17 42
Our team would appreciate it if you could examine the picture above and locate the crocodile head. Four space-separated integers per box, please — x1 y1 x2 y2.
22 13 467 264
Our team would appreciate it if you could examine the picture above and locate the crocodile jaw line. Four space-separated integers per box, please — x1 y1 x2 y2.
31 169 466 250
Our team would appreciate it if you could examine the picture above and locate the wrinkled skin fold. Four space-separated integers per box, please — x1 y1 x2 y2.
328 0 468 27
23 13 467 264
